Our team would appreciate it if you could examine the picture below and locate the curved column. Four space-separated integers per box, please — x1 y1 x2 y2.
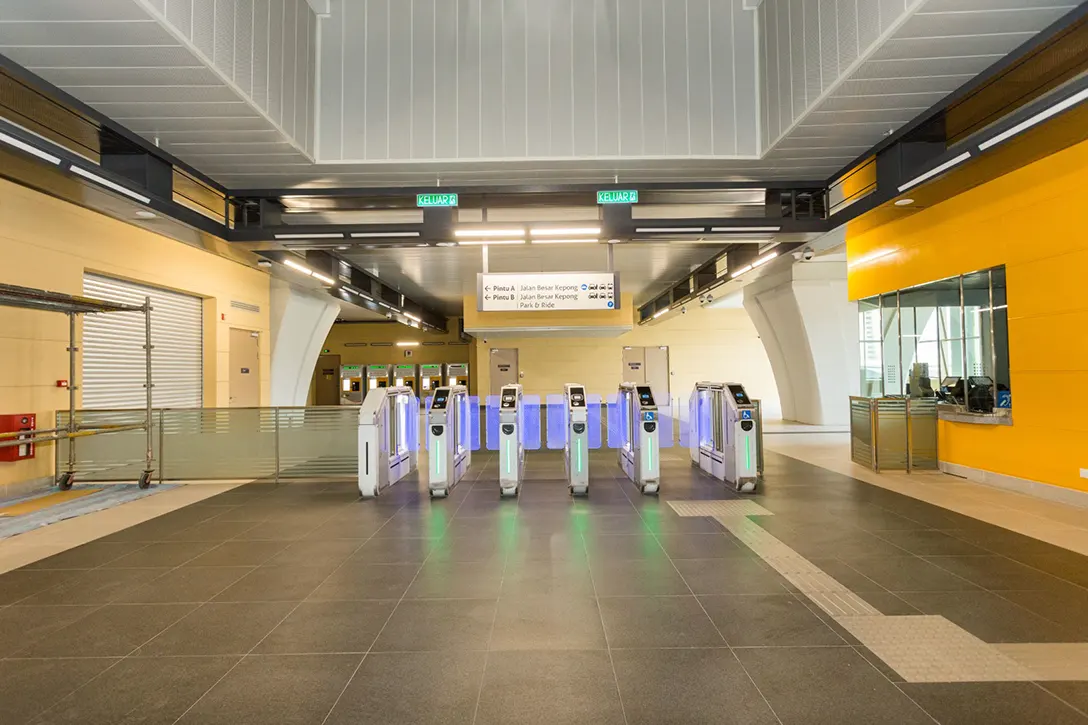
269 279 341 406
743 256 858 425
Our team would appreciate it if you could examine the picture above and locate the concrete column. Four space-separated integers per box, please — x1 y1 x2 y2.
269 279 341 406
742 255 859 425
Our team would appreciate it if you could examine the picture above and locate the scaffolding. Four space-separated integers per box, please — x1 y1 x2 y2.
0 282 155 489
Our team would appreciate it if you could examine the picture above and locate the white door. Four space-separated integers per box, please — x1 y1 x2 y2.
490 349 519 396
644 346 671 408
82 274 203 409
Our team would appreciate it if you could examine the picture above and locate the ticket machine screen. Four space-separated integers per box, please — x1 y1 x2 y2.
569 388 586 407
727 385 751 405
636 386 655 406
501 393 516 409
431 391 449 410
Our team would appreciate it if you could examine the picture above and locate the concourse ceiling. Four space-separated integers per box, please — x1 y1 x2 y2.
336 241 723 317
0 0 1076 188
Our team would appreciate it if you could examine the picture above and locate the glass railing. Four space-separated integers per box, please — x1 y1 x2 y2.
57 407 359 483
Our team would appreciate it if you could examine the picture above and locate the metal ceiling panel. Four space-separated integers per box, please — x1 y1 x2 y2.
0 0 151 20
65 85 244 104
0 20 177 45
37 67 221 86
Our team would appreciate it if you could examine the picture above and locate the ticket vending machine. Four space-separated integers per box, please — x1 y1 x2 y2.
393 364 418 392
446 363 469 388
618 383 660 495
564 384 590 496
340 365 363 404
498 384 524 497
427 385 471 498
365 364 392 395
419 364 443 392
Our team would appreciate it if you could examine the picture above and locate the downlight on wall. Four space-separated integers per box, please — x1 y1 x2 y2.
895 198 914 207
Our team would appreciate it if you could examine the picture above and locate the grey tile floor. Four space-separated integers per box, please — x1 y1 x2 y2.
0 449 1086 724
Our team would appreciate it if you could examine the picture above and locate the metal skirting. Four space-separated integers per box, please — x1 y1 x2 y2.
849 396 938 472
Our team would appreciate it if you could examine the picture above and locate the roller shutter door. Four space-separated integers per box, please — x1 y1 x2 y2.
82 274 203 409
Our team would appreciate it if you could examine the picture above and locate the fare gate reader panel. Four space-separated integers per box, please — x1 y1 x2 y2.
564 384 589 495
618 383 660 495
498 384 525 497
427 385 471 498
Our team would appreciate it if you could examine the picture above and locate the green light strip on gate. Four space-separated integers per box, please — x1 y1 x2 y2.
576 438 583 472
745 437 751 471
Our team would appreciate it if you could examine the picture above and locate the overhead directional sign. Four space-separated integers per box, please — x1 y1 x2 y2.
417 193 458 207
597 189 638 204
478 273 620 312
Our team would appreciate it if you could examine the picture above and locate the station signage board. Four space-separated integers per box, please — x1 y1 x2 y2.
478 272 620 312
597 189 638 204
417 193 458 207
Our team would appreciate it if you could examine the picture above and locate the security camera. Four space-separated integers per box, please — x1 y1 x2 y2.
792 247 816 262
257 259 272 269
681 306 687 315
705 293 713 303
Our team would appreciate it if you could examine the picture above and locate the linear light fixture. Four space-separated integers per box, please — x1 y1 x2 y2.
729 264 753 279
752 251 778 268
710 226 781 233
980 86 1088 151
403 312 422 322
377 301 398 310
454 228 524 237
897 151 972 192
282 258 312 276
457 239 526 246
529 238 599 245
396 341 420 347
652 307 670 319
530 226 602 237
274 232 344 240
70 166 152 204
312 272 336 285
350 231 421 238
0 130 62 165
635 227 705 233
342 286 372 301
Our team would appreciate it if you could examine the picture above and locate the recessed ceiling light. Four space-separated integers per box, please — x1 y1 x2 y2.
336 245 349 250
895 198 914 206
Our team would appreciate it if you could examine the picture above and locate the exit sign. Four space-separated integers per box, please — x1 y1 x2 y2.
417 193 458 208
597 190 638 204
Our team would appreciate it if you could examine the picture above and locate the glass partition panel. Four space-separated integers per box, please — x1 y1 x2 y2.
963 270 992 380
278 407 357 478
859 297 883 397
991 267 1011 407
880 292 903 395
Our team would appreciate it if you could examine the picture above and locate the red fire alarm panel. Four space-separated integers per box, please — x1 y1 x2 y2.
0 414 36 462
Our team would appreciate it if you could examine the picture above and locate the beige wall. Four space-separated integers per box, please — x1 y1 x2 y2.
320 319 474 393
0 178 271 492
471 304 781 416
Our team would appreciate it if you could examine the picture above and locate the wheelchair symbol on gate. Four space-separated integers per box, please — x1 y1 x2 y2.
741 410 753 420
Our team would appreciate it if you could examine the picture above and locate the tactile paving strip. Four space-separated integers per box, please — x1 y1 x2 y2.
667 500 773 518
667 497 1084 682
839 615 1033 683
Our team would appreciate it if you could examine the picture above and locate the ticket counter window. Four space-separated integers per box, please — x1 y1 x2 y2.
858 265 1009 411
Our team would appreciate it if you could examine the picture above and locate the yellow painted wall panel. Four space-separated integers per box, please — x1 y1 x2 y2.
0 177 271 489
1007 311 1088 372
849 137 1088 492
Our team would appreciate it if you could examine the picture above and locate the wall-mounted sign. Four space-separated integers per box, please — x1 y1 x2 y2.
417 193 459 207
597 190 638 204
477 272 620 312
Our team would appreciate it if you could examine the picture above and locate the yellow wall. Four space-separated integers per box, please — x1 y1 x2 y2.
469 303 779 414
0 178 271 492
846 137 1088 493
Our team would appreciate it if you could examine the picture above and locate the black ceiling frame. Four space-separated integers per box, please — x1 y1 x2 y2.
822 2 1088 229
